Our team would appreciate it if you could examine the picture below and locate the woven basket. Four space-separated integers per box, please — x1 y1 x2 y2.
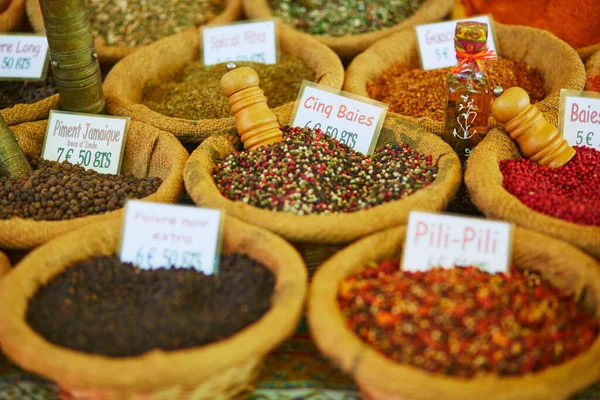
585 50 600 91
0 215 307 399
26 0 242 65
0 0 25 32
344 22 586 138
184 115 462 271
0 250 10 280
464 128 600 260
308 224 600 400
0 119 188 250
103 25 344 144
242 0 455 60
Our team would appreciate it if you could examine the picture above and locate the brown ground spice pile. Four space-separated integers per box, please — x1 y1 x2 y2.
367 59 546 121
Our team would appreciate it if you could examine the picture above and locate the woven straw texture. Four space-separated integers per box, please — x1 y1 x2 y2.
0 250 10 280
0 94 60 126
26 0 242 65
242 0 455 60
184 114 462 247
0 0 25 32
344 22 586 138
0 214 307 399
308 225 600 400
103 25 344 144
464 128 600 260
585 50 600 91
0 119 187 250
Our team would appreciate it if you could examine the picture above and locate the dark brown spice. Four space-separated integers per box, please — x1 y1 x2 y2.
27 254 275 357
0 75 59 110
0 156 162 221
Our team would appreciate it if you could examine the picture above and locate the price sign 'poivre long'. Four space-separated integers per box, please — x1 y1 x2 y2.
0 34 49 80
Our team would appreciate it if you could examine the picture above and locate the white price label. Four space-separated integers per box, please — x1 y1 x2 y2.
202 20 277 66
290 81 388 154
42 110 129 175
0 34 49 80
402 212 513 274
119 201 223 274
415 15 498 71
559 89 600 150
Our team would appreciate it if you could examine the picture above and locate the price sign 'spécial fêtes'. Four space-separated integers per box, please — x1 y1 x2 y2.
41 110 129 175
559 89 600 150
290 81 388 155
119 201 223 275
0 34 49 80
402 211 513 274
202 19 277 66
415 15 498 71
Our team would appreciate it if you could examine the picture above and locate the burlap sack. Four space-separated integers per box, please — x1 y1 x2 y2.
26 0 242 65
0 250 10 280
0 94 60 126
578 44 600 63
184 114 462 270
585 50 600 91
0 215 306 399
0 119 188 250
103 25 345 144
308 225 600 400
464 128 600 259
344 22 586 138
0 0 24 32
242 0 455 60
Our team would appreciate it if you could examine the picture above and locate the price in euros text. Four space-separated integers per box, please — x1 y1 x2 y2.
1 56 31 70
304 120 358 148
135 246 203 270
56 147 112 169
576 130 598 148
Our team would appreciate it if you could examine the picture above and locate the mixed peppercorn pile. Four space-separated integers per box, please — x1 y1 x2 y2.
213 126 437 215
339 260 599 377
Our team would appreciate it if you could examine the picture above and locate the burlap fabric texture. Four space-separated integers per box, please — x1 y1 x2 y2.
0 0 25 32
0 119 188 250
0 215 307 399
464 128 600 260
308 225 600 400
242 0 455 60
578 43 600 63
26 0 242 65
1 94 60 127
103 25 345 144
344 22 586 138
184 115 462 271
585 50 600 91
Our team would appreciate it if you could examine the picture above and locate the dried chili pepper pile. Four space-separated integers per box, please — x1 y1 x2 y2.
338 260 599 377
501 146 600 227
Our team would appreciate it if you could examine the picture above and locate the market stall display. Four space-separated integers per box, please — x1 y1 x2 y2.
0 0 25 32
0 119 187 249
0 215 307 398
308 225 600 400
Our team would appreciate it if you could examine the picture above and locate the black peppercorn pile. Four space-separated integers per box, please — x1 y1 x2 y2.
0 156 162 221
27 254 275 357
214 126 437 215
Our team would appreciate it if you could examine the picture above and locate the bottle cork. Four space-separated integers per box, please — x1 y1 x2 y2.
491 87 576 168
220 62 282 151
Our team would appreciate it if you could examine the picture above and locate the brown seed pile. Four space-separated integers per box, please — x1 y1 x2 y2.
142 54 315 120
367 59 546 121
0 75 59 109
0 156 162 221
27 254 275 357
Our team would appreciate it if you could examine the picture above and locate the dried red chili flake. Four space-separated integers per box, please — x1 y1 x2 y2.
338 260 599 378
587 75 600 92
500 146 600 226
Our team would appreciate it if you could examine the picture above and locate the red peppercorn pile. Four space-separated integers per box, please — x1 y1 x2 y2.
338 260 599 377
500 146 600 226
214 126 437 215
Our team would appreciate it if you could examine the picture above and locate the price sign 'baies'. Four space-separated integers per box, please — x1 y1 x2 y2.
0 34 49 80
42 111 129 175
559 89 600 150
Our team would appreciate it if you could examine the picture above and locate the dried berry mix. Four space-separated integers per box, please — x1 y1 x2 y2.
367 59 546 121
500 146 600 226
270 0 425 36
0 156 161 221
142 54 314 121
214 126 437 215
27 254 275 357
0 75 58 110
339 260 599 377
588 75 600 92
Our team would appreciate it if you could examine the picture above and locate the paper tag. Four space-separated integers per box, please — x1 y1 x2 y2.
290 81 388 154
559 89 600 150
0 34 49 80
119 201 223 274
402 212 513 274
42 110 129 175
415 15 498 71
202 19 277 66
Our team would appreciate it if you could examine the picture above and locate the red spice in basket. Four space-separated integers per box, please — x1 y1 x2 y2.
500 146 600 227
588 76 600 93
338 260 599 377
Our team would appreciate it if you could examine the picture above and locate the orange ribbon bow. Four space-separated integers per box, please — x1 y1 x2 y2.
452 48 498 73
